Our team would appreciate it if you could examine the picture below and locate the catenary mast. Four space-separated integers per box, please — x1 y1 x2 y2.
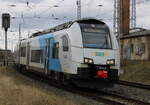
77 0 81 20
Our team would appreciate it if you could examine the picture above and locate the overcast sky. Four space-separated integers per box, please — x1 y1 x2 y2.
0 0 150 50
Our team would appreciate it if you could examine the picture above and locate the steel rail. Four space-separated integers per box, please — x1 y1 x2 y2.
118 80 150 90
97 90 150 105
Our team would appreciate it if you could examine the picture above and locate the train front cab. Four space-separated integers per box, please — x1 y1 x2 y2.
68 20 120 82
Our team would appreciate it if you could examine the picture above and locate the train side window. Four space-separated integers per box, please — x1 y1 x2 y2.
52 43 59 59
31 50 41 63
62 36 69 51
21 47 26 57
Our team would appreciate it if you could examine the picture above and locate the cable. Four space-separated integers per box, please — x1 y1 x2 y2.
35 0 65 17
137 0 150 4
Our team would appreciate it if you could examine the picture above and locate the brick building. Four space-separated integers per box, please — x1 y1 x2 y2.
120 29 150 60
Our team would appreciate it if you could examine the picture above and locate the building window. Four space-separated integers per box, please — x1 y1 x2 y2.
135 43 145 56
62 36 69 51
31 50 41 63
52 43 59 59
130 44 134 53
141 43 145 53
21 47 26 57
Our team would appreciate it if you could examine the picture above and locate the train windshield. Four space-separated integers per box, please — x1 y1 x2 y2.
80 23 112 49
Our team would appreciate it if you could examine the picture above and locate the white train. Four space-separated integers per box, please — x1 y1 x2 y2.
14 18 120 84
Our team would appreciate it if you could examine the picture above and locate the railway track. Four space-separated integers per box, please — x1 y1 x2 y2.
19 70 124 105
96 90 150 105
118 80 150 90
17 69 150 105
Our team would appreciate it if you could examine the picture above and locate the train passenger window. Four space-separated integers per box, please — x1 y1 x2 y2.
52 43 59 59
62 36 69 51
21 47 26 57
31 50 41 63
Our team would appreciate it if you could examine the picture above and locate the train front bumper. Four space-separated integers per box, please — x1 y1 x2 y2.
77 65 119 81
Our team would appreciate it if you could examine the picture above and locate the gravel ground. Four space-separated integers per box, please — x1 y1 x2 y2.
103 84 150 104
30 78 106 105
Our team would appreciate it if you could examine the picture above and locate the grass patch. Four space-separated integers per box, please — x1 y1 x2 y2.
0 66 95 105
120 60 150 85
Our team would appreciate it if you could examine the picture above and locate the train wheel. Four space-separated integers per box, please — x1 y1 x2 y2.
49 71 55 80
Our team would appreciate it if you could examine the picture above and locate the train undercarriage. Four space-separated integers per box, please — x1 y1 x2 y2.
15 63 119 89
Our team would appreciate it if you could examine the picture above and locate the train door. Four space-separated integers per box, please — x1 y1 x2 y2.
61 35 70 72
44 38 51 75
26 42 30 70
44 38 62 74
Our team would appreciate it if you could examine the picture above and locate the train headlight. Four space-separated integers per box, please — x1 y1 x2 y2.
84 58 89 63
106 59 115 65
89 59 93 63
84 58 94 64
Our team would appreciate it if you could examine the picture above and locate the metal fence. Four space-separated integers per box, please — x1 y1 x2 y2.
0 60 14 66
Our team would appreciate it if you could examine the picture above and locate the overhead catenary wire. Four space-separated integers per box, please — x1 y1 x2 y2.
35 0 65 17
136 0 150 4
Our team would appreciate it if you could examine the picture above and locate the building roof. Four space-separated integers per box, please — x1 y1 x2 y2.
120 29 150 39
0 49 11 52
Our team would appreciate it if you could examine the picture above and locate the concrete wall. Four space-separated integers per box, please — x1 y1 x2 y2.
121 36 150 60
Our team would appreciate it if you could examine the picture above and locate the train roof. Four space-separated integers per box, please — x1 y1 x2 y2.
30 18 106 38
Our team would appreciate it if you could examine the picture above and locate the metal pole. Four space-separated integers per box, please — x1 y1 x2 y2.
28 31 30 38
18 24 21 65
5 28 8 66
77 0 81 20
2 13 10 66
19 24 21 42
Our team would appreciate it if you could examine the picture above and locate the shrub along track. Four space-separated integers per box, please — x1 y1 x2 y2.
17 69 150 105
